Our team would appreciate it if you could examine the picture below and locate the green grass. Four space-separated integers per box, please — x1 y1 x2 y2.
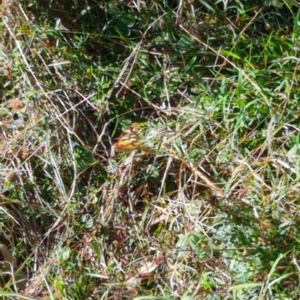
0 0 300 299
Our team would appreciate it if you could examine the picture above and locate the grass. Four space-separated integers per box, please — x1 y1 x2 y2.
0 0 300 299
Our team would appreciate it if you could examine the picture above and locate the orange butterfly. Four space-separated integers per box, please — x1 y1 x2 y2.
111 123 154 156
110 123 143 157
114 123 142 152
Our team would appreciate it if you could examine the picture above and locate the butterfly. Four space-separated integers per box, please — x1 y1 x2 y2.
114 122 142 152
111 123 155 157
